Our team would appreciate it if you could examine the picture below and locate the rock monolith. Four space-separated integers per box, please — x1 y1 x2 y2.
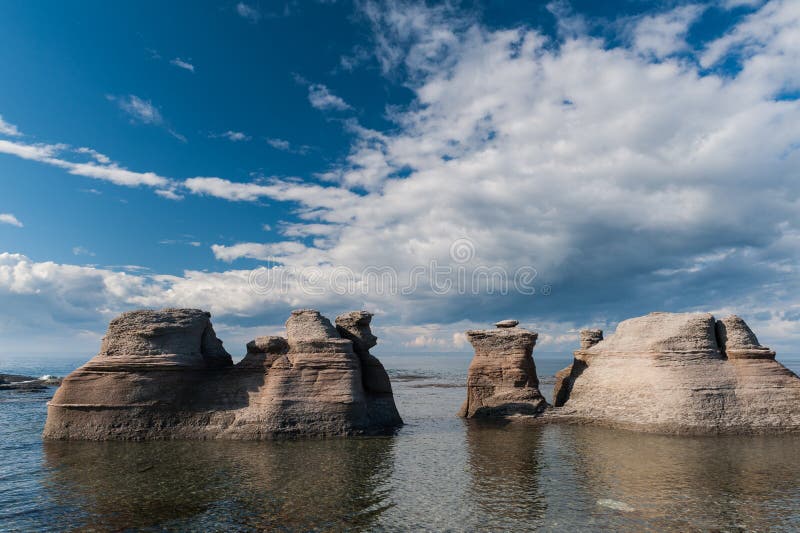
43 308 402 440
458 321 548 418
552 312 800 434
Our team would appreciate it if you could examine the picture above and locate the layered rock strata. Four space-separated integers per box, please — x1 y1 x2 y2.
43 308 402 440
552 312 800 434
458 321 548 418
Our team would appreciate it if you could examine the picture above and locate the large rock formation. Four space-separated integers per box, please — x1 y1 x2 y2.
335 311 403 428
552 312 800 434
43 308 402 440
458 321 548 418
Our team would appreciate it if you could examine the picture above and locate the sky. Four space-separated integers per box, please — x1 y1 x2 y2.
0 0 798 357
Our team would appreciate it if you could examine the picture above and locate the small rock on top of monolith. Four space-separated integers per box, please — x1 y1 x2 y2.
495 319 519 328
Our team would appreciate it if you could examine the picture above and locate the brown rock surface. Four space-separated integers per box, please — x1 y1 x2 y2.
43 308 402 440
458 321 548 418
552 312 800 434
335 311 403 428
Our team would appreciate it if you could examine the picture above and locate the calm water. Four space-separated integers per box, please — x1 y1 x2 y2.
2 352 800 532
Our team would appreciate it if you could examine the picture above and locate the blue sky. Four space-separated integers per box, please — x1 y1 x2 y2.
0 0 798 356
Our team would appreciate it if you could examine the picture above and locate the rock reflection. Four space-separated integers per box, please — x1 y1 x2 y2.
562 425 800 531
465 421 546 529
43 437 395 531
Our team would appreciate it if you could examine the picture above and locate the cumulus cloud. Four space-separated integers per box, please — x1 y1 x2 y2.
307 84 352 111
630 5 706 59
0 214 23 227
266 137 310 154
1 1 799 353
190 0 800 348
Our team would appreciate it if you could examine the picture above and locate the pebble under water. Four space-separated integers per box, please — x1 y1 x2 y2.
2 352 800 532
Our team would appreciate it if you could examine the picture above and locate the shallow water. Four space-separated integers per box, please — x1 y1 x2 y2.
2 352 800 531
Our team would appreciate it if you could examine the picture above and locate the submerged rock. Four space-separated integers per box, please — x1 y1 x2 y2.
43 308 402 440
458 320 548 418
552 312 800 434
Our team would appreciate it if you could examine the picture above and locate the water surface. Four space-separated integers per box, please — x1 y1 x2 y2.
2 352 800 531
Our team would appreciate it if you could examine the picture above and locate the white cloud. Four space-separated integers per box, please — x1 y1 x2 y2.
631 5 706 59
236 2 262 23
266 137 310 154
185 0 800 349
0 115 21 137
108 94 186 141
210 130 251 142
75 147 112 164
154 188 184 200
1 1 800 354
170 58 195 72
72 246 95 257
0 138 171 188
0 214 23 227
307 84 352 111
109 94 163 125
722 0 765 9
184 176 359 209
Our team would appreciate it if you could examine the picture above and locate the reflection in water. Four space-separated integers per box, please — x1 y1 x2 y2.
555 425 800 531
465 421 546 529
5 354 800 530
43 437 395 531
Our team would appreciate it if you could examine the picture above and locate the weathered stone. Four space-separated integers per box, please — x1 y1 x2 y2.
43 308 402 440
285 309 339 343
494 319 519 328
552 312 800 434
716 315 775 359
237 336 289 369
335 311 378 353
336 311 402 428
458 325 548 418
579 329 603 349
553 329 603 406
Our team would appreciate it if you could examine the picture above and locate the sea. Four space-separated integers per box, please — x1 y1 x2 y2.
1 351 799 532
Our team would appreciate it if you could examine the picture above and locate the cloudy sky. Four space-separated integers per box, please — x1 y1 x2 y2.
0 0 798 357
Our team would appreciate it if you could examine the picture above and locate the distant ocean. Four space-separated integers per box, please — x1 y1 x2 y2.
1 351 799 531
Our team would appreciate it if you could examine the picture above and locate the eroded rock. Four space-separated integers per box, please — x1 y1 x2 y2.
552 312 800 434
458 321 548 418
336 311 402 428
43 308 402 440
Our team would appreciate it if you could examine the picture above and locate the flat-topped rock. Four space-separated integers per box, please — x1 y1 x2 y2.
458 325 548 418
286 309 340 343
94 308 233 369
43 308 402 440
494 319 519 328
552 312 800 434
